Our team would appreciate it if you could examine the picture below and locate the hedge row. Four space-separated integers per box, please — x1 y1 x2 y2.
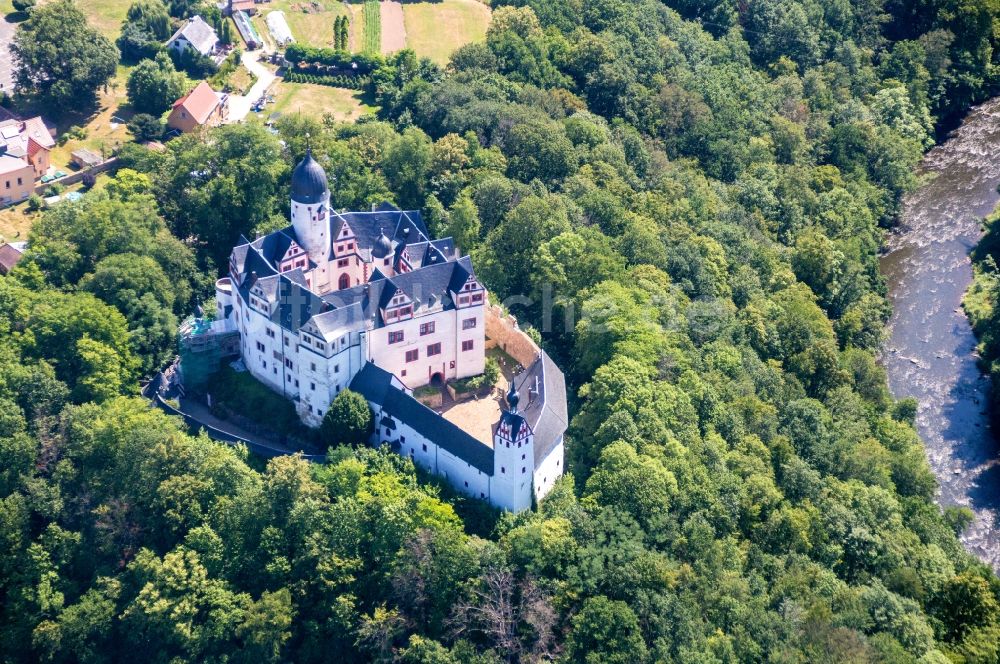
284 43 382 73
285 72 371 90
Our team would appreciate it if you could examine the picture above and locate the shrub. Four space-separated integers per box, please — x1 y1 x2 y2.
128 113 164 142
26 194 44 211
81 172 97 189
321 389 373 446
12 0 36 13
452 357 500 394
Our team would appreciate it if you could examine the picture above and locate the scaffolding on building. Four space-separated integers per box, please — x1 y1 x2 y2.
178 316 241 393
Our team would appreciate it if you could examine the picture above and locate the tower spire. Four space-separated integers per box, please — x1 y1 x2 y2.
506 381 520 414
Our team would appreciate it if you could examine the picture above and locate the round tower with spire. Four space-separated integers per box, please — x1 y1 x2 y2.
290 148 330 261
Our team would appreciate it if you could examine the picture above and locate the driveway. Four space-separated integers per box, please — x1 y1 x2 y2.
0 13 17 94
225 49 277 123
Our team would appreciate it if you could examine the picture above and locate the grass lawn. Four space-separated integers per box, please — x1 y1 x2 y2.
403 0 490 65
228 64 258 95
0 203 39 244
75 0 129 39
270 80 372 122
46 66 139 170
257 0 352 49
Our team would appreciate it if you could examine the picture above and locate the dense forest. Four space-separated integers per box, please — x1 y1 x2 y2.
4 0 1000 661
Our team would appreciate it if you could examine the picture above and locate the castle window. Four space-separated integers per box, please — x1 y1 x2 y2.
522 467 526 474
311 362 316 371
462 340 474 351
405 349 419 363
310 382 315 391
317 342 325 350
422 443 427 452
472 293 483 303
501 466 505 474
426 343 441 356
334 364 339 373
462 317 476 330
401 369 407 376
295 379 299 387
388 331 404 344
256 341 265 352
337 258 349 268
464 481 468 487
419 321 435 336
521 453 525 460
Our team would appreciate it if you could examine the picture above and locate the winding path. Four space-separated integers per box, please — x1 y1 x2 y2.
880 98 1000 571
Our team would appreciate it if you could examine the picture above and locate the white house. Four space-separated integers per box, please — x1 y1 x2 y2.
210 151 568 511
167 15 219 57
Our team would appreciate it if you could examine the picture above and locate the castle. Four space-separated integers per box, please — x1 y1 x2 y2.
208 151 567 511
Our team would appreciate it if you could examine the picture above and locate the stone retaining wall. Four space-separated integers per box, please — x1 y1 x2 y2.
485 304 540 368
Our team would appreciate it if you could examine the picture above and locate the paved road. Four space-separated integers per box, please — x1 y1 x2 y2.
225 49 277 123
0 13 16 95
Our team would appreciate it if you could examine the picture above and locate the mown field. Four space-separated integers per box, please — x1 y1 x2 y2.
270 80 371 121
402 0 490 64
74 0 130 38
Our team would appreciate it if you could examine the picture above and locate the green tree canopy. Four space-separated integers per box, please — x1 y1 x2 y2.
12 0 118 110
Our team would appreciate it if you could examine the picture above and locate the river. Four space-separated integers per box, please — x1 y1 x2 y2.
880 98 1000 571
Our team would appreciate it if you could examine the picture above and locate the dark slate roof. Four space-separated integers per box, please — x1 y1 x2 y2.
351 364 494 475
271 276 324 332
235 248 278 301
511 351 568 464
290 150 328 204
321 259 475 328
310 301 364 339
331 207 432 260
350 362 394 405
253 228 297 264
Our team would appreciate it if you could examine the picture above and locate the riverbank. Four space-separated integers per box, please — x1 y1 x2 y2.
964 203 1000 425
879 98 1000 571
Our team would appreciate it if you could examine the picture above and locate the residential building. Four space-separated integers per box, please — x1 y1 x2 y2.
203 151 568 511
0 114 54 185
0 241 26 275
0 155 34 206
167 81 230 133
166 15 219 57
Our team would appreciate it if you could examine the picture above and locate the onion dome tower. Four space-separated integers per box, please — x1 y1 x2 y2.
373 230 393 260
506 382 520 413
290 148 331 260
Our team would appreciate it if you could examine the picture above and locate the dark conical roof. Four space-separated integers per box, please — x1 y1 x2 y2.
290 150 328 204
